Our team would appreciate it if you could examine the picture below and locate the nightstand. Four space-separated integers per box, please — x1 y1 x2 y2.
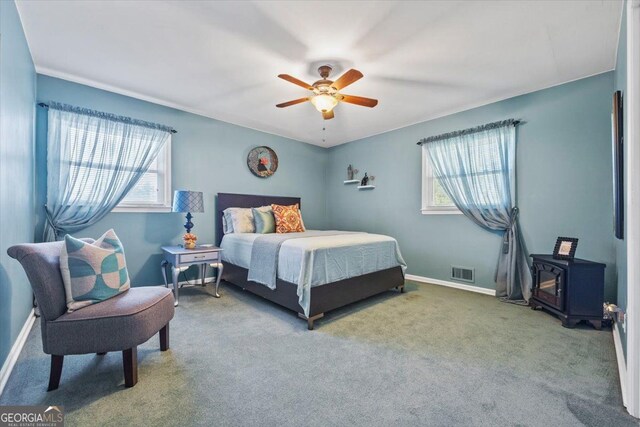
161 245 224 306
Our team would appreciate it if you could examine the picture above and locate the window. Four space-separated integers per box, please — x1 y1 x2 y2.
421 148 462 214
66 124 172 212
422 136 509 215
114 137 171 212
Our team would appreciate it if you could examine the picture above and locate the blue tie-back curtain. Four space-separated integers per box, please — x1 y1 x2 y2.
44 102 172 241
421 119 531 301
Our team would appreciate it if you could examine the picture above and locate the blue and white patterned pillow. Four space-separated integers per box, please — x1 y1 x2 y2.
60 229 131 312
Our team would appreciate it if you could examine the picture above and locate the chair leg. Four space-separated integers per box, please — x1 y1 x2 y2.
122 347 138 388
48 355 64 391
159 323 170 351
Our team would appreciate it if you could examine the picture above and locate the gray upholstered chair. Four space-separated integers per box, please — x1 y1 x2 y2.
7 240 175 390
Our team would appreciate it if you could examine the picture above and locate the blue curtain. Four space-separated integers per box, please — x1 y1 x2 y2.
422 120 530 301
44 103 172 241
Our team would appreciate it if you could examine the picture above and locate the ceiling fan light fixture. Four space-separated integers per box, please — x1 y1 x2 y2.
277 67 377 120
310 94 338 113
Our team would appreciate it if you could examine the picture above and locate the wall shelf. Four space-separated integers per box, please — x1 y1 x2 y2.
357 185 375 190
343 180 360 184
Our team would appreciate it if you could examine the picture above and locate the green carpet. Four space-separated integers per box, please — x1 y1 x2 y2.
1 281 636 426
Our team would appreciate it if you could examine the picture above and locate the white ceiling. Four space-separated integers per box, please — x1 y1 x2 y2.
16 0 622 147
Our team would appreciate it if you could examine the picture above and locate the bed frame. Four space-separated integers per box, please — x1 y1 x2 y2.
216 193 405 329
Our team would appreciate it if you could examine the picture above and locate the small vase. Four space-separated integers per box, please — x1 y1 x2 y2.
184 240 196 249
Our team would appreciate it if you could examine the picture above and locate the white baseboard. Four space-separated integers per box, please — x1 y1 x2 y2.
0 309 36 397
405 274 496 296
613 320 628 408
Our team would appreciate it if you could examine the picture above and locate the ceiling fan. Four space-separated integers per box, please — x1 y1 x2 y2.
276 65 378 120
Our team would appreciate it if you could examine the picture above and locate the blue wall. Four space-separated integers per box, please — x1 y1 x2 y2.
35 75 329 286
614 3 627 359
6 16 620 372
0 1 37 369
326 73 617 301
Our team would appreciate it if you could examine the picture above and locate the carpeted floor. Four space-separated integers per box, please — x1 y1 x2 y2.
1 280 637 426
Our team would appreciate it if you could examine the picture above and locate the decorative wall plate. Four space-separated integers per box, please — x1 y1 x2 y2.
247 146 278 178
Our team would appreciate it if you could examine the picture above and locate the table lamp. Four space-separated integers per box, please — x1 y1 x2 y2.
172 190 204 248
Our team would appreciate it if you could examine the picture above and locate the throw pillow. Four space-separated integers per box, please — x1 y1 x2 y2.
252 206 275 234
223 207 255 233
60 229 131 312
271 204 305 233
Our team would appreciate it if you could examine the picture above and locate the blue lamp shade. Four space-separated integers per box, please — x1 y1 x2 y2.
172 190 204 213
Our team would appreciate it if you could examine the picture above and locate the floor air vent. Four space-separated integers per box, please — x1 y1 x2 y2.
451 266 474 283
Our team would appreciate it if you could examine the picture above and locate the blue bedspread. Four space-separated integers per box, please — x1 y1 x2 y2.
247 230 357 289
245 231 406 317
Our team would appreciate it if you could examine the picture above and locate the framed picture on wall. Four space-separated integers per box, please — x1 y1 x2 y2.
612 90 624 240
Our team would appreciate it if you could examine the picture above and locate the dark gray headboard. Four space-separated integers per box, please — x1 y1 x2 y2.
216 193 301 245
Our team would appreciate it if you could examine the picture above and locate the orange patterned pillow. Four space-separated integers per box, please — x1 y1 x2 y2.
271 204 305 233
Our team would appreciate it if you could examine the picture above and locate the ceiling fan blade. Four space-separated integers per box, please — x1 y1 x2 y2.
276 98 309 108
322 110 334 120
331 69 363 91
340 94 378 108
278 74 314 91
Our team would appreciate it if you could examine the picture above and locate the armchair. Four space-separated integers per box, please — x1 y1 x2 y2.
7 240 175 390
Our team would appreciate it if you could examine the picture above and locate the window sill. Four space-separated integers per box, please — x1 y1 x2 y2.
421 209 464 215
112 205 172 213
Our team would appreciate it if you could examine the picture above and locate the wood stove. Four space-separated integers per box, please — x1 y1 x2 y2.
530 255 605 329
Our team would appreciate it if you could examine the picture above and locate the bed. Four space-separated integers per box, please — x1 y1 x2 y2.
216 193 406 329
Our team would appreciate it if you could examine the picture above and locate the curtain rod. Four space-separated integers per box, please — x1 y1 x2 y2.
37 102 177 134
416 119 520 145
